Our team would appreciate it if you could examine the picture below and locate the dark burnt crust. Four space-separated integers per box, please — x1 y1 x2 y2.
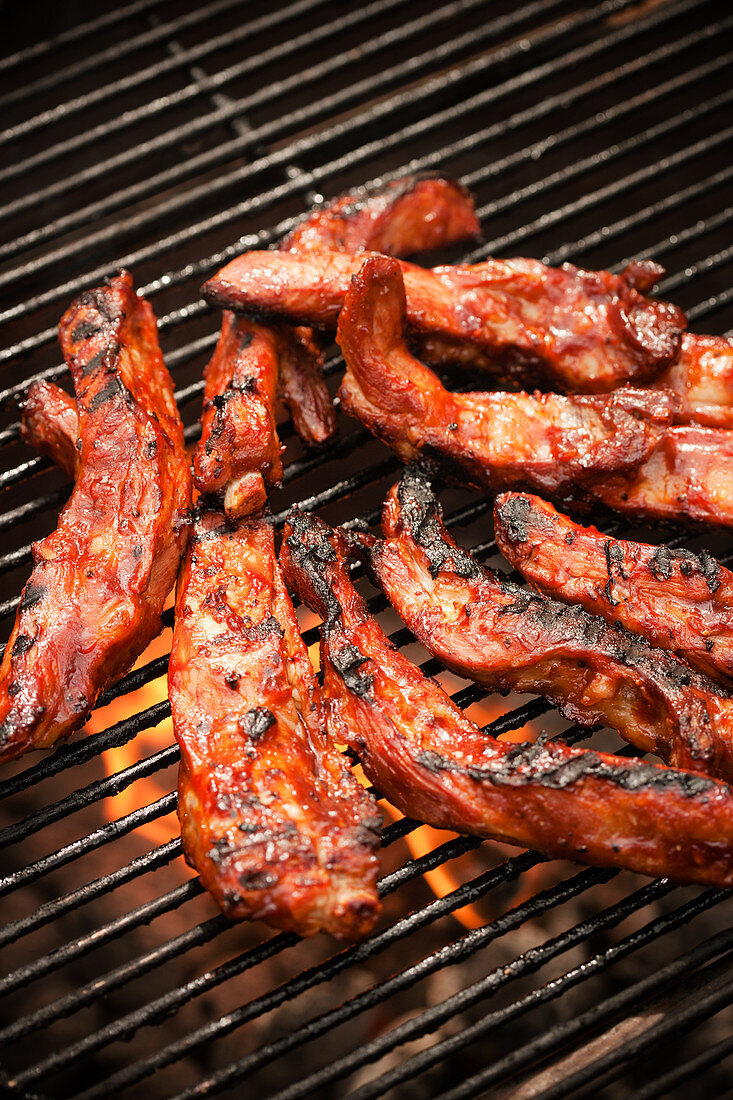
416 737 718 798
494 494 533 545
383 469 733 778
283 508 341 627
395 464 480 580
284 509 375 696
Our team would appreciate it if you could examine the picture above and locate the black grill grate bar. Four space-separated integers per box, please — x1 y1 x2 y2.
181 871 663 1100
0 0 530 241
468 122 733 262
0 791 177 898
633 1031 733 1100
13 833 514 1089
0 699 171 806
0 838 181 950
0 878 204 1002
0 0 333 147
689 285 733 324
471 81 733 229
440 926 733 1100
0 0 269 111
0 911 231 1049
534 965 733 1100
0 0 664 337
658 244 733 297
0 737 177 851
347 888 728 1100
615 204 733 275
0 0 635 320
0 818 431 1044
223 878 678 1100
68 864 669 1100
0 0 167 74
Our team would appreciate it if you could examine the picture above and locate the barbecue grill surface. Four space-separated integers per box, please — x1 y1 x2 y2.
1 2 732 1098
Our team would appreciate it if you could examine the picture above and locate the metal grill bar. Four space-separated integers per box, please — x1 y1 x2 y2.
0 827 475 1049
440 927 733 1100
0 0 167 74
260 881 715 1100
180 872 668 1100
0 0 638 329
0 0 332 147
634 1032 733 1100
0 838 181 949
0 0 531 246
0 0 716 391
0 0 264 111
15 833 516 1090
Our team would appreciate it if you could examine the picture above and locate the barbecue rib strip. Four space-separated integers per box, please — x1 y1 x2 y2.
0 272 191 764
354 466 733 780
334 256 675 496
280 175 480 256
494 492 733 687
202 249 685 392
280 508 733 888
169 508 381 939
585 424 733 528
193 314 284 518
195 176 480 516
649 333 733 427
20 379 79 480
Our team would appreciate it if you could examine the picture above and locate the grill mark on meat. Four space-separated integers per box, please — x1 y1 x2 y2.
494 492 733 691
238 707 276 742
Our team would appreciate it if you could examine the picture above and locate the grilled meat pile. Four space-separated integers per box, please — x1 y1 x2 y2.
7 175 733 940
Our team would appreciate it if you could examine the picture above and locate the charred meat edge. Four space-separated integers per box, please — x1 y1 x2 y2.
494 491 733 687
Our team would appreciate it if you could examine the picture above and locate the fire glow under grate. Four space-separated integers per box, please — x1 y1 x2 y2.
0 1 732 1097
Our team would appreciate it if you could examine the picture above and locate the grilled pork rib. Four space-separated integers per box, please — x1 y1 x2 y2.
334 256 675 496
169 508 381 939
193 314 284 518
585 424 733 528
20 379 79 479
495 492 733 687
196 176 479 517
353 466 733 781
649 332 733 427
0 272 191 764
280 508 733 888
280 175 480 256
202 249 685 392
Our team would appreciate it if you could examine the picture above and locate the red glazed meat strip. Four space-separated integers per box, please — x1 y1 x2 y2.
0 272 191 764
169 508 381 939
494 491 733 687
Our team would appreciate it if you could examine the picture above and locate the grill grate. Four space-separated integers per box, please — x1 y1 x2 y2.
1 1 732 1097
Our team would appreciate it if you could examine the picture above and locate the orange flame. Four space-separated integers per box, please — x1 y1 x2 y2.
86 615 186 857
